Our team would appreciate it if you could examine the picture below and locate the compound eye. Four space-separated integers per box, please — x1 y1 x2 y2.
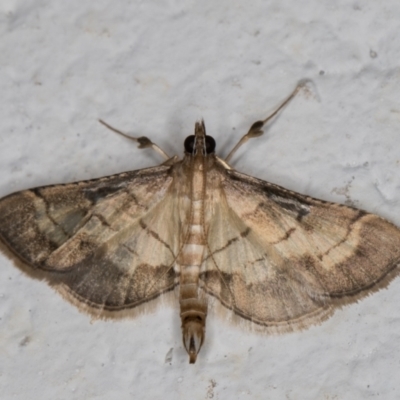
184 135 195 153
205 136 216 154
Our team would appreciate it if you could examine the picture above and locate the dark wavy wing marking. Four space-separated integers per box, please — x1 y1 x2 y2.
0 164 183 314
201 169 400 331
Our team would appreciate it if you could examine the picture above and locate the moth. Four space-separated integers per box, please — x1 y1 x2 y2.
1 84 400 364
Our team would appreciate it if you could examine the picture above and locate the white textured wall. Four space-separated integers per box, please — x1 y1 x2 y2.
1 1 400 399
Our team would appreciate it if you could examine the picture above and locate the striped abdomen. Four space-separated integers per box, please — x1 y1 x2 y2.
179 152 208 363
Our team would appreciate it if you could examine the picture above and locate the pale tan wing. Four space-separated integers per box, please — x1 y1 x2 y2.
201 169 400 332
0 164 185 316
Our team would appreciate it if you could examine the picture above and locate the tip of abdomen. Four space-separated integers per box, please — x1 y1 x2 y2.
182 317 205 364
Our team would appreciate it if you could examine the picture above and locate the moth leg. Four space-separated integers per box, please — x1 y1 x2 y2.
225 83 303 163
99 119 171 160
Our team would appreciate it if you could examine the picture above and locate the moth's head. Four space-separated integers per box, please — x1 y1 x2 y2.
184 120 216 155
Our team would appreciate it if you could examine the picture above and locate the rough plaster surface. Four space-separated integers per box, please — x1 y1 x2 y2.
1 1 400 399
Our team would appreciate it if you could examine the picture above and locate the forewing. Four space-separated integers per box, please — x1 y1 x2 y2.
201 169 400 332
0 165 184 315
